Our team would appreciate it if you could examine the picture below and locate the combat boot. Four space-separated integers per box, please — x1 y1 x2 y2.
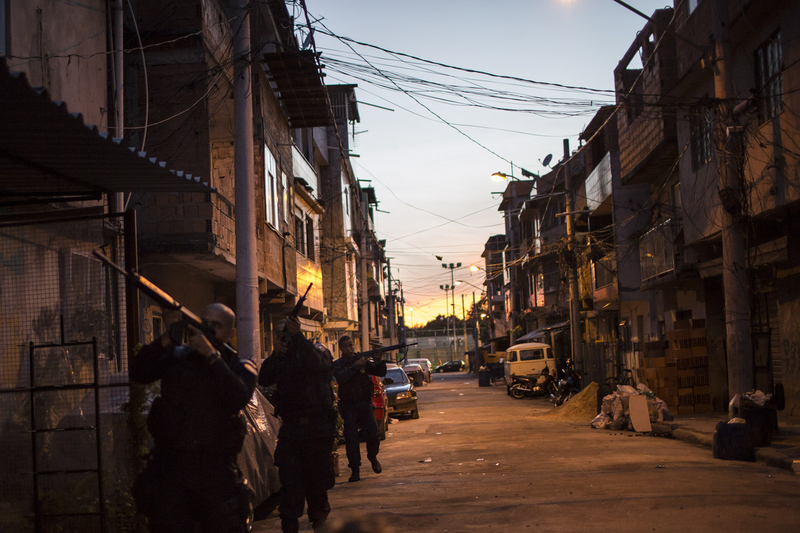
348 467 360 482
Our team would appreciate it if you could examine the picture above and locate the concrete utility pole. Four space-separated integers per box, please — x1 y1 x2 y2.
386 258 397 345
473 292 482 370
713 0 753 397
563 139 583 372
233 0 260 361
360 194 370 350
462 293 468 364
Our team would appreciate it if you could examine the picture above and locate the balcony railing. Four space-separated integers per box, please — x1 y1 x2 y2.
639 219 681 282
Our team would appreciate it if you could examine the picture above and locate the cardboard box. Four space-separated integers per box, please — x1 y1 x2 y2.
678 405 695 415
653 357 666 368
674 319 692 330
644 368 659 386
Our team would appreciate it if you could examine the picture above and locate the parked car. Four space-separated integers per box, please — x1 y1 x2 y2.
383 366 419 419
371 375 389 440
407 358 433 383
402 363 425 387
434 360 465 373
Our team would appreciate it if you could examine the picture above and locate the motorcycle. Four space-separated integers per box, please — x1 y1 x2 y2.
509 373 558 400
555 360 582 406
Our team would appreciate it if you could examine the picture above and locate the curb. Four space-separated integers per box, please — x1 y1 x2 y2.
663 422 799 473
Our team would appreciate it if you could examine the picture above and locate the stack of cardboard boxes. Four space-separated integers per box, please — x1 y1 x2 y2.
669 320 711 414
639 339 679 413
635 320 711 415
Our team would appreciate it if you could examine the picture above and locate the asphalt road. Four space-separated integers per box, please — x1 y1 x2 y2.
254 372 800 533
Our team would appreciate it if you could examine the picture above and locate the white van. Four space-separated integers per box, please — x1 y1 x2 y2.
503 342 556 388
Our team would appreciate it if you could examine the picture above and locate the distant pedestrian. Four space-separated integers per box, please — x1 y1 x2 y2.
259 316 338 533
332 336 387 482
131 304 257 533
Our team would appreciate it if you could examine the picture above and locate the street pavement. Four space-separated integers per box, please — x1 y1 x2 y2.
254 372 800 533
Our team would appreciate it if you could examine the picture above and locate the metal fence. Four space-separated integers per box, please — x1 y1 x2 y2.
404 329 476 366
0 214 137 532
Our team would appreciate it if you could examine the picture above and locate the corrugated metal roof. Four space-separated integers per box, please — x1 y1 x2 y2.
262 50 331 129
0 58 213 199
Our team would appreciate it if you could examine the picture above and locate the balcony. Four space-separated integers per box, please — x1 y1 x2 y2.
639 218 690 288
614 8 678 185
138 190 237 280
593 255 619 307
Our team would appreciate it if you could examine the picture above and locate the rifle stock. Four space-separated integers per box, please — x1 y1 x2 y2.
92 251 237 356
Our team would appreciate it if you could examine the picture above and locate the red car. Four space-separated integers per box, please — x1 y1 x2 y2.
372 375 389 440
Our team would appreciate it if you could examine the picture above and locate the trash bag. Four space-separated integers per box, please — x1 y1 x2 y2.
616 385 638 397
591 413 611 429
713 420 754 461
601 394 616 416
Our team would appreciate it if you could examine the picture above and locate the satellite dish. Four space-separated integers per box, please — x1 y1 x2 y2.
541 154 553 168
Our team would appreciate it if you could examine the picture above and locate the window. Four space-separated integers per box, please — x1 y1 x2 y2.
690 104 713 170
264 146 278 227
342 175 352 235
687 0 701 15
281 172 289 224
294 214 305 254
755 31 783 122
306 215 315 261
519 349 544 361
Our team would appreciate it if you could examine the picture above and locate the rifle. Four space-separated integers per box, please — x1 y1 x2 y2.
92 250 238 356
356 341 418 362
279 283 312 341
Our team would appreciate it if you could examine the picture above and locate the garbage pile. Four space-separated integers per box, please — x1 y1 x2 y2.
591 384 673 431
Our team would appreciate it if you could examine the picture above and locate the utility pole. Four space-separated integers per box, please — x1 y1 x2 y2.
360 194 370 351
386 258 396 345
440 284 451 359
563 139 583 373
473 292 482 370
233 0 260 361
461 293 468 365
442 262 461 359
713 0 753 397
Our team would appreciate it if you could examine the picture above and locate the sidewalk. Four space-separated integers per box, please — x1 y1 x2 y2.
656 412 800 473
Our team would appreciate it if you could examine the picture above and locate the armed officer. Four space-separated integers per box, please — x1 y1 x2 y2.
332 335 387 482
258 316 338 533
131 303 257 533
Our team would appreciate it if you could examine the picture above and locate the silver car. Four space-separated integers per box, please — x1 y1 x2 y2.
406 358 433 383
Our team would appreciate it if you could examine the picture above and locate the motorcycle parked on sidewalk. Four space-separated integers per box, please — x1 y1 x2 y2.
509 372 558 400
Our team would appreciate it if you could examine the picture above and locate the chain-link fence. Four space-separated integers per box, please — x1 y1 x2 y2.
404 329 477 366
0 214 137 532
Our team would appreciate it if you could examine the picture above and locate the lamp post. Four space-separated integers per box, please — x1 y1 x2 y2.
439 284 452 359
442 262 461 359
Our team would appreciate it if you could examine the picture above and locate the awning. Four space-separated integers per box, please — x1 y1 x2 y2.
262 50 331 129
0 58 212 202
516 320 570 343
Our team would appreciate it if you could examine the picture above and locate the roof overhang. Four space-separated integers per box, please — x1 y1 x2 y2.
0 58 212 203
262 49 331 129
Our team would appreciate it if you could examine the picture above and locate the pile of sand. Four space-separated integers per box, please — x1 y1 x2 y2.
536 382 599 423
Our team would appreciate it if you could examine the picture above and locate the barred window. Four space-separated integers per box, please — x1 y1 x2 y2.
755 31 783 122
690 104 713 170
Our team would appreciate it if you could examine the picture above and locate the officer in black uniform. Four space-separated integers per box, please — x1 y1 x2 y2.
332 335 387 482
131 303 257 533
258 316 337 533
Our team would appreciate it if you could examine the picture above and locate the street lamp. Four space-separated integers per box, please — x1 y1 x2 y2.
442 261 462 359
